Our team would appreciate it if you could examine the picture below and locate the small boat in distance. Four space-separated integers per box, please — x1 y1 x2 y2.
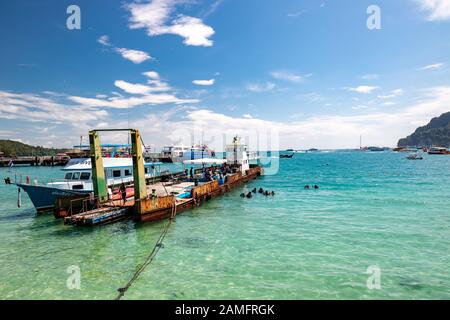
428 147 450 155
280 154 294 158
363 146 390 152
406 153 423 160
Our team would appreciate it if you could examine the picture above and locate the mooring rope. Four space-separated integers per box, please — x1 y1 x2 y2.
115 215 173 300
115 175 178 300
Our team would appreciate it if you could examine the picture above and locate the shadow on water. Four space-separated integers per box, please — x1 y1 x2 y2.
175 236 211 249
171 291 186 299
0 209 37 222
398 276 425 290
47 218 138 238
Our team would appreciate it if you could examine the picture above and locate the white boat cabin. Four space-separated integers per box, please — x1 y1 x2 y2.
47 158 161 191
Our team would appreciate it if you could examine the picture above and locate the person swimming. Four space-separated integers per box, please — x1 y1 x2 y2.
270 191 275 196
314 185 319 189
240 193 245 198
258 188 264 194
252 188 257 193
246 192 253 198
304 185 310 190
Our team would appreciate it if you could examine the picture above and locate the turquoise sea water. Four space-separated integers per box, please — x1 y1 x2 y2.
0 151 449 299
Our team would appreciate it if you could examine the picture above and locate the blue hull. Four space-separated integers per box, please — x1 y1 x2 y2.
17 184 88 212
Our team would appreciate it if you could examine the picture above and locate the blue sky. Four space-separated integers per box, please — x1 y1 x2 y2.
1 0 450 150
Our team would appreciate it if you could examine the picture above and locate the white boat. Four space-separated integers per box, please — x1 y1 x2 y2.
428 147 449 155
406 153 423 160
161 144 216 163
16 158 161 212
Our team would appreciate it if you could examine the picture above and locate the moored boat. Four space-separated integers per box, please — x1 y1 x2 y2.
15 157 162 212
406 153 423 160
428 147 450 155
63 132 263 226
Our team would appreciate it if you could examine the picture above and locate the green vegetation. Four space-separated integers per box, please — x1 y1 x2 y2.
0 140 68 157
398 112 450 147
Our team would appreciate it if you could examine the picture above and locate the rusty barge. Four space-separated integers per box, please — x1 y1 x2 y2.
58 129 263 226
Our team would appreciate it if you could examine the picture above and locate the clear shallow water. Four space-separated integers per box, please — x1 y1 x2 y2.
0 152 449 299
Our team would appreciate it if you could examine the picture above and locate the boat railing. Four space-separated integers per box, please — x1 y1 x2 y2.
12 173 62 187
67 191 123 216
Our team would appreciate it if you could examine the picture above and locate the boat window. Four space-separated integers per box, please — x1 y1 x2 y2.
72 172 80 180
145 168 148 174
113 170 121 178
80 172 90 180
125 169 132 176
64 172 73 180
72 184 84 190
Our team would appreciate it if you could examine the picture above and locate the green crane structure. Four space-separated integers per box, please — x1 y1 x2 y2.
88 129 148 205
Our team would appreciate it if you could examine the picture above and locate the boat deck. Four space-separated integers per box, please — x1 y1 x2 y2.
64 166 263 226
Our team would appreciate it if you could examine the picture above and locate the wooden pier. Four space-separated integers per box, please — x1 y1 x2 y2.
62 166 262 226
0 155 70 167
54 129 263 227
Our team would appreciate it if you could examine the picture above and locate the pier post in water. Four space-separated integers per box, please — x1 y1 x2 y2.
89 130 108 203
130 129 148 214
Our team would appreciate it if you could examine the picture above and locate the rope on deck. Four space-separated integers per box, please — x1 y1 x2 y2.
115 181 177 300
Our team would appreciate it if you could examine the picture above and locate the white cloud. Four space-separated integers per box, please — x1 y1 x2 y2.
126 0 215 47
246 82 276 92
97 35 111 46
352 105 370 110
347 86 379 94
115 48 152 64
69 93 198 109
192 79 215 86
419 62 444 70
287 11 303 18
168 15 215 47
417 0 450 21
0 90 108 124
97 35 153 63
118 86 450 150
142 71 160 79
378 88 405 99
243 114 253 119
4 87 450 149
114 80 153 95
270 71 311 83
361 74 380 80
114 79 171 94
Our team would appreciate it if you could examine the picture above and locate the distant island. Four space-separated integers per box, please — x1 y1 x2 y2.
0 139 68 157
398 112 450 147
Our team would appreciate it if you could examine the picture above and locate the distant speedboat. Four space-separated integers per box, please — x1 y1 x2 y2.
365 146 390 152
406 153 423 160
280 154 294 159
428 147 449 155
